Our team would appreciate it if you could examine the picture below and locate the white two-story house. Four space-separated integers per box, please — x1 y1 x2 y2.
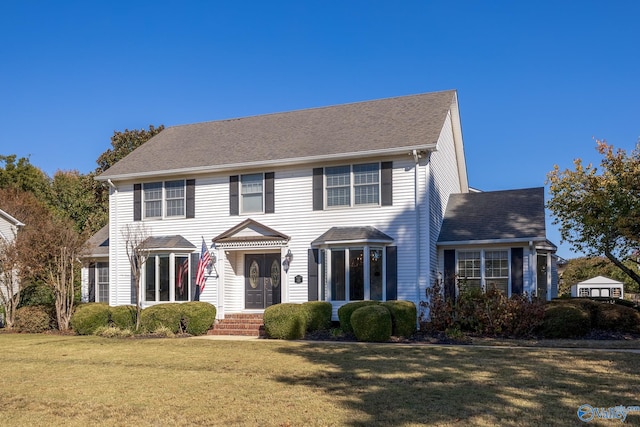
83 90 557 326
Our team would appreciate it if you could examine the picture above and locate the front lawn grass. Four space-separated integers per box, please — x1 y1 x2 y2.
0 334 638 426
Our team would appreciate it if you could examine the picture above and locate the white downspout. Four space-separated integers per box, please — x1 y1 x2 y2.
107 179 118 306
413 150 421 305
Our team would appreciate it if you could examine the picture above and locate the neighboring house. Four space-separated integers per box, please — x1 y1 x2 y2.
80 224 110 303
87 90 557 323
0 208 24 326
571 276 624 299
437 188 558 300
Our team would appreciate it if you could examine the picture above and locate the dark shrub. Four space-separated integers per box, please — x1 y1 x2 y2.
180 302 217 335
18 283 55 308
302 301 332 332
140 303 183 333
110 305 137 330
263 303 307 340
504 294 546 338
351 305 392 342
594 303 640 333
337 301 379 334
14 305 52 333
542 303 591 338
71 303 110 335
382 300 416 338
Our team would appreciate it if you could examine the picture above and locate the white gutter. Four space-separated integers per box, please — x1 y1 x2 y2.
95 143 439 182
437 237 549 246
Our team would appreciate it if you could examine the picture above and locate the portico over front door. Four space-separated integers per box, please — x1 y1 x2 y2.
245 253 281 309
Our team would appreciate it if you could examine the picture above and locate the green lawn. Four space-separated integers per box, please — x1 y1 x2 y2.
0 334 638 426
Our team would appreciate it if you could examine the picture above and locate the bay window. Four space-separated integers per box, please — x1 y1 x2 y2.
144 253 190 302
326 247 385 302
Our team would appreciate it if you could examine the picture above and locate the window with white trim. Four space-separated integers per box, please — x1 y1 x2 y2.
578 288 590 297
144 254 190 302
326 247 385 302
97 262 109 303
143 180 186 219
241 173 263 213
325 163 380 208
457 249 510 294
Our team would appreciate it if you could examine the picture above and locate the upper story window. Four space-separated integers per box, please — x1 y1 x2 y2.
143 180 185 219
241 173 264 213
325 163 380 208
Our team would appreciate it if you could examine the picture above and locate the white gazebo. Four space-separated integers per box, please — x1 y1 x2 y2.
571 276 624 299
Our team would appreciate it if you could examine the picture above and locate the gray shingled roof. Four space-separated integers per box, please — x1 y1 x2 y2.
312 226 394 246
82 224 109 258
98 90 456 180
437 187 547 243
142 235 196 250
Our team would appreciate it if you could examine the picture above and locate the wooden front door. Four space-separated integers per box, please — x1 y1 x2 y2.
245 253 281 309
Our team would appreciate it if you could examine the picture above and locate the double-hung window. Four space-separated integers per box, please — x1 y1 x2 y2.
485 250 509 294
241 174 263 213
457 251 481 290
97 262 109 303
143 180 186 219
325 163 380 208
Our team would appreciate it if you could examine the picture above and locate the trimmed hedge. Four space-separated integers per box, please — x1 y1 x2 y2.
303 301 332 332
542 303 591 338
337 301 380 334
110 305 137 330
382 300 417 338
71 303 110 335
593 303 640 333
180 302 217 335
139 303 183 333
14 305 52 333
351 305 392 342
263 303 307 340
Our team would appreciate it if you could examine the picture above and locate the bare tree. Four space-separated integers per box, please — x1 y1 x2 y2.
0 238 22 329
122 223 150 330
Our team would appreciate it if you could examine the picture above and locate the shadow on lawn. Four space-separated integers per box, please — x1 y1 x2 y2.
273 343 640 426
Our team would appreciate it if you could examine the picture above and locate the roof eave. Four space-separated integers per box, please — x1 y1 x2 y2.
96 143 438 182
437 237 550 247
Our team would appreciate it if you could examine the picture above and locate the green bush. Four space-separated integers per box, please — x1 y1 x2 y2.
110 305 137 330
542 303 591 338
18 283 54 308
180 302 217 335
71 303 110 335
593 303 640 333
14 306 52 333
351 305 392 342
302 301 332 332
263 303 307 340
139 303 183 333
382 300 416 338
337 301 379 334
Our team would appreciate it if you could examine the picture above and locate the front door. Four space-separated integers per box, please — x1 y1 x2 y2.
245 253 281 309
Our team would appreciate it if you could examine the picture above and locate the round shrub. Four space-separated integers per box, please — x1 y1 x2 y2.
302 301 332 332
71 303 110 335
337 300 379 334
542 303 591 338
263 303 307 340
594 303 640 333
14 305 52 333
382 300 417 338
140 303 183 333
110 305 137 330
180 302 217 335
351 305 392 342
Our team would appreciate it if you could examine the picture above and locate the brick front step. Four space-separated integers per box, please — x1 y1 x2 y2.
208 313 265 337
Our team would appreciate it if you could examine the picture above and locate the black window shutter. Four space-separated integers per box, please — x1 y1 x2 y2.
229 175 239 216
191 252 200 301
385 246 397 300
88 263 96 302
511 248 524 295
381 161 393 206
265 172 275 214
312 168 324 211
443 250 456 302
186 179 195 218
130 272 137 305
133 184 142 221
308 249 319 301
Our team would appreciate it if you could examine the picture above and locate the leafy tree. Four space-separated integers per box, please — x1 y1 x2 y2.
96 125 164 173
547 140 640 290
0 155 51 200
559 256 639 296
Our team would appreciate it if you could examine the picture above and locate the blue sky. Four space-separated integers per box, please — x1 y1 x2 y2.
1 1 638 259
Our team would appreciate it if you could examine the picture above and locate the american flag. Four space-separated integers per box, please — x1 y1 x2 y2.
196 238 211 293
